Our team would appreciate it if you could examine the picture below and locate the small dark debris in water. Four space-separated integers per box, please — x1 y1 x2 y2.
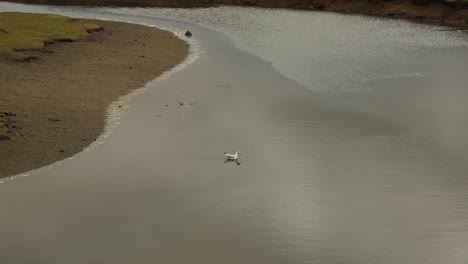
165 104 169 107
177 100 185 109
59 149 65 153
176 100 198 109
185 31 192 37
47 118 61 122
118 105 122 108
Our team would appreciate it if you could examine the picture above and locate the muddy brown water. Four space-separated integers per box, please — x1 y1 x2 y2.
1 3 468 264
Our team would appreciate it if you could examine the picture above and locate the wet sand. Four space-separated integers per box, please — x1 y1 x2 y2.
0 19 188 178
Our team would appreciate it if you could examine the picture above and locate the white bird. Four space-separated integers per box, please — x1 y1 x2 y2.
224 151 241 161
224 151 242 165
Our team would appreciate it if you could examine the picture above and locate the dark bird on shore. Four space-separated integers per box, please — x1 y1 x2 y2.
185 31 192 37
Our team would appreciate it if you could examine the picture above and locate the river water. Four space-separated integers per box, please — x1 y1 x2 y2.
1 2 468 264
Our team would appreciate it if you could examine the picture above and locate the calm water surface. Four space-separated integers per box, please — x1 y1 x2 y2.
1 3 468 264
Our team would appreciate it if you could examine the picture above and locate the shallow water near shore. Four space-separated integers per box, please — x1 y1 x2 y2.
1 2 468 264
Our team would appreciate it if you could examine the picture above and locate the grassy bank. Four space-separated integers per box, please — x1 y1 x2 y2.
0 15 188 178
0 12 101 61
0 12 100 142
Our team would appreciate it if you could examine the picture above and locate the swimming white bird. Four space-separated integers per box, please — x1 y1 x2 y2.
224 151 242 165
224 151 241 161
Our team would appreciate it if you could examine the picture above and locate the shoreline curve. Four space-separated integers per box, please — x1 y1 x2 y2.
0 18 190 179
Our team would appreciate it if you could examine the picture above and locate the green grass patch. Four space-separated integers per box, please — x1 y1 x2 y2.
0 12 101 60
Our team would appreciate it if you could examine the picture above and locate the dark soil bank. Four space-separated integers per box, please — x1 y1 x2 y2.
6 0 468 29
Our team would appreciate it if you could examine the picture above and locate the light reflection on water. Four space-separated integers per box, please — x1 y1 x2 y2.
1 2 468 264
110 6 468 93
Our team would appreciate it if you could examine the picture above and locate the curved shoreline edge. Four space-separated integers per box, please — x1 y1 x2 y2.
0 18 190 179
4 0 468 29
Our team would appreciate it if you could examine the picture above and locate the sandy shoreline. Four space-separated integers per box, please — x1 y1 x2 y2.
5 0 468 29
0 19 188 178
